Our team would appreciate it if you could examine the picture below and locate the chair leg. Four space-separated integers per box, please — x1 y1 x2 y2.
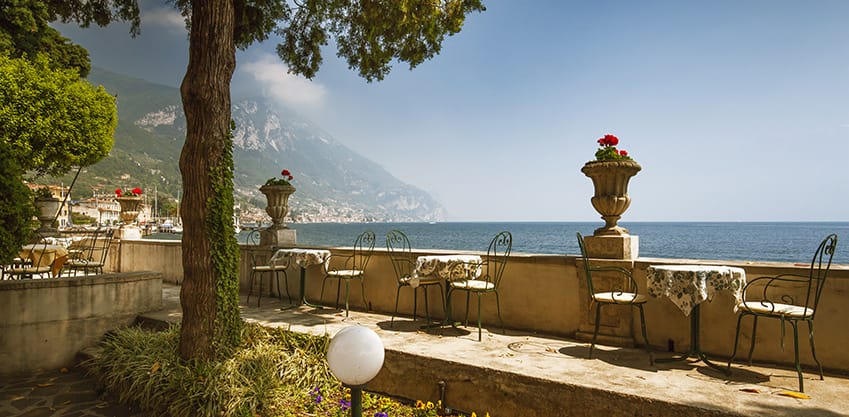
320 277 330 305
464 291 471 326
474 293 482 341
791 321 803 392
343 280 351 317
423 288 430 323
391 285 403 326
727 313 746 372
358 279 367 310
495 291 504 335
636 304 653 365
807 321 824 381
412 288 419 322
746 316 760 365
589 302 602 359
247 269 257 306
256 271 264 307
282 271 292 302
335 280 342 309
274 270 282 302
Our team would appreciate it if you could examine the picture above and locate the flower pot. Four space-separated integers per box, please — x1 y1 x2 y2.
259 184 296 230
116 196 143 225
581 160 641 236
34 197 61 234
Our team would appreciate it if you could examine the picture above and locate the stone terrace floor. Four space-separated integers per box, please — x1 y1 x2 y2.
3 283 848 416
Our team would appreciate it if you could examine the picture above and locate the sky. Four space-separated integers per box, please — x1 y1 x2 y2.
56 0 849 222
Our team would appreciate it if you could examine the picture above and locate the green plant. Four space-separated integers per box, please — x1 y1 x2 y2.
265 169 294 187
87 323 489 417
33 187 53 200
594 134 633 161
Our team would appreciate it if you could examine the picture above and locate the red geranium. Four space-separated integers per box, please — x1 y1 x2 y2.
265 168 295 186
594 133 633 161
115 187 143 197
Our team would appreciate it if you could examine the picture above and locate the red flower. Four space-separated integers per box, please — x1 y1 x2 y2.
619 150 628 156
115 188 122 197
132 187 143 195
281 169 293 180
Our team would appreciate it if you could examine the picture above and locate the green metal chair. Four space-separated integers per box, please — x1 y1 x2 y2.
4 235 53 280
446 231 512 341
727 233 838 393
577 232 653 365
320 230 375 317
245 230 291 307
386 229 444 326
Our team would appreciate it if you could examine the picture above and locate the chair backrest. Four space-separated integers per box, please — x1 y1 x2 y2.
482 231 512 287
247 229 261 246
385 229 413 280
576 232 595 296
804 233 838 318
348 230 376 272
89 228 114 265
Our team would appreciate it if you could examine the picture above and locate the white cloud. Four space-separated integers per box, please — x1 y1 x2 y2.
142 6 186 31
239 53 327 108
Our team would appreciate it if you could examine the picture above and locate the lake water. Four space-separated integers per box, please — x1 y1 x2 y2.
149 222 849 264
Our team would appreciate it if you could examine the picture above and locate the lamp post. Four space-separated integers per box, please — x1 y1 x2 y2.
327 326 385 417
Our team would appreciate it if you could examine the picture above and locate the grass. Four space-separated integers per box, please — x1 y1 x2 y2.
85 323 488 417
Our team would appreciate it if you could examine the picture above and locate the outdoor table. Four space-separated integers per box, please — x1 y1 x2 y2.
271 248 331 308
646 264 746 373
414 254 483 328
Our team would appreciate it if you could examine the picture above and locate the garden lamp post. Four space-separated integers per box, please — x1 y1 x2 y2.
327 325 385 417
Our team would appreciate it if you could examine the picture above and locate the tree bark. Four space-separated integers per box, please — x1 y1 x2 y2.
178 0 237 361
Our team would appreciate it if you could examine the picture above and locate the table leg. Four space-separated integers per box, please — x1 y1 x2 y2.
280 267 322 310
657 305 730 375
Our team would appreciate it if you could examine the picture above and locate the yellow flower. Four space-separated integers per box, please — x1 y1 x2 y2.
427 401 435 409
471 413 477 417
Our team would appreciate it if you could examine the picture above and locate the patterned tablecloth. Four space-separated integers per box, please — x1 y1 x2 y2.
646 264 747 316
414 254 483 285
271 248 331 270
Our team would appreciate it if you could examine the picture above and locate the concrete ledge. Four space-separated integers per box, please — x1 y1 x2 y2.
0 271 163 375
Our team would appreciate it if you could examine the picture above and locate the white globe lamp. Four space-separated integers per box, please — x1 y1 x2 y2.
327 325 385 417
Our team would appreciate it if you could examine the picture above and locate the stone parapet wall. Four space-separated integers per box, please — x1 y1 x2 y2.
0 271 163 375
118 239 849 373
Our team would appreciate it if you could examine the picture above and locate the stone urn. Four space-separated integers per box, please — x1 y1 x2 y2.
116 196 143 225
259 184 296 230
581 160 641 236
34 197 61 235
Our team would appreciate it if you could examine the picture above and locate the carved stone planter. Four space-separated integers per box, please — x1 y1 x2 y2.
581 160 641 236
116 196 143 225
258 184 297 247
34 197 61 236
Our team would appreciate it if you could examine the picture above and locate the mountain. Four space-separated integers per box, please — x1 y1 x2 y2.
47 67 445 223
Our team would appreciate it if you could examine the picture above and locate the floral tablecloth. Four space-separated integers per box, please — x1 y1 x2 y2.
647 264 746 316
414 254 482 285
272 248 331 270
20 244 68 268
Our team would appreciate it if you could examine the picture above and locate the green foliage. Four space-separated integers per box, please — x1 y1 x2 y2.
88 323 482 417
0 54 117 176
0 0 92 76
276 0 486 82
0 141 35 265
209 119 243 353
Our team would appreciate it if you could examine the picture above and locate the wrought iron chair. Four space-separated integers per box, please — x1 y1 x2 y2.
4 235 54 279
446 231 512 341
245 230 291 307
386 229 445 326
320 230 375 317
727 233 838 393
576 232 653 365
63 228 114 276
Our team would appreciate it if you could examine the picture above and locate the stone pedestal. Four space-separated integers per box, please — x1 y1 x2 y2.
583 235 639 260
260 228 296 247
118 226 142 240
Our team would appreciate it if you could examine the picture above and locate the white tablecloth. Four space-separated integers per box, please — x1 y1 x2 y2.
414 254 483 285
272 248 331 270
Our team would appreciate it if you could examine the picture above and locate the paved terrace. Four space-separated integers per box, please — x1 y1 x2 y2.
135 284 848 417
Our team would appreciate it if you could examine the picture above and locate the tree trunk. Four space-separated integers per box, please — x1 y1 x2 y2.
178 0 237 361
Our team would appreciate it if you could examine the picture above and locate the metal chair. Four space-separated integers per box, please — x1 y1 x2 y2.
446 231 512 341
320 230 375 317
63 228 114 276
727 233 838 393
4 235 53 279
245 230 291 307
386 230 445 326
577 232 653 365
